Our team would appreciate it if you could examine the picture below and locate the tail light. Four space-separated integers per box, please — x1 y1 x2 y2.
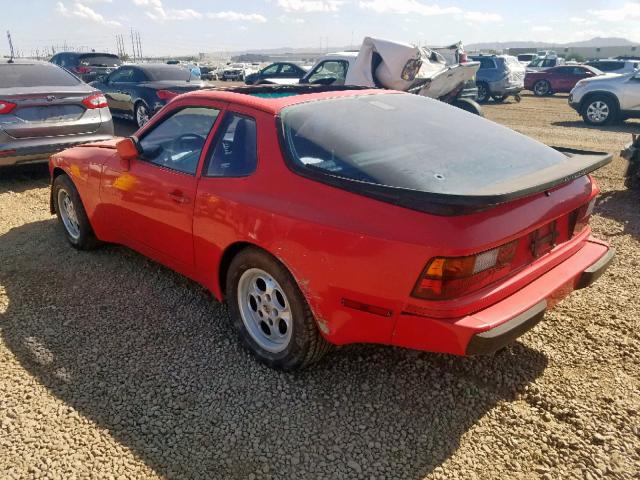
571 197 597 236
157 90 178 100
459 52 468 63
0 100 17 115
412 241 518 300
74 66 91 74
82 93 108 109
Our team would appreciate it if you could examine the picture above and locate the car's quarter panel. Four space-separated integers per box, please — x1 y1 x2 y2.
193 103 598 347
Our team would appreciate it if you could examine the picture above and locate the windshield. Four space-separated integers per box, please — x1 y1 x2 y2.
0 64 80 88
280 93 571 197
145 66 191 81
78 54 121 67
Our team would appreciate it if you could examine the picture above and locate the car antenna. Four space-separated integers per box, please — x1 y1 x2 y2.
6 30 15 63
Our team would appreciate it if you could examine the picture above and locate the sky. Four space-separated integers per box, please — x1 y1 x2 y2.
3 0 640 56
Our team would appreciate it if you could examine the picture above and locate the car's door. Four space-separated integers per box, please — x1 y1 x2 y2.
568 67 592 91
102 104 222 273
260 64 280 81
280 63 301 79
549 67 569 91
103 67 135 114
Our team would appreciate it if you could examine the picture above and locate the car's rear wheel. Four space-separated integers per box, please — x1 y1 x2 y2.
52 174 99 250
582 95 618 125
476 82 490 103
226 247 331 370
135 102 150 128
533 80 551 96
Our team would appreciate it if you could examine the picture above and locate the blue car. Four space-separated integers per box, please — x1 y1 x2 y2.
469 55 526 103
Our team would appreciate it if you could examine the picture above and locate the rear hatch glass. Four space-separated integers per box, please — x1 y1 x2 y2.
0 64 80 88
280 93 610 215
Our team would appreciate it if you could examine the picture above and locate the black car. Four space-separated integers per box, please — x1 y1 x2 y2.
50 52 122 83
90 64 205 127
244 62 308 85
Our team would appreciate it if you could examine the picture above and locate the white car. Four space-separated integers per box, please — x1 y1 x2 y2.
585 59 639 75
569 70 640 125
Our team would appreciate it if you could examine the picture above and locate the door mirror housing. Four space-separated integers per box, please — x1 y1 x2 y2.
116 137 140 169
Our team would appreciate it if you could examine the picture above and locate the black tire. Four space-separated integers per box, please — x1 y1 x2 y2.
533 80 551 97
226 247 332 370
476 82 490 103
491 94 509 103
452 98 484 116
52 174 100 250
581 94 618 126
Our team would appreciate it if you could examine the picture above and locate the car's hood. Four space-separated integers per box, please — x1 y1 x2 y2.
575 72 627 85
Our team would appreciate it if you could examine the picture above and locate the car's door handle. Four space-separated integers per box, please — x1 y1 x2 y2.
168 190 190 204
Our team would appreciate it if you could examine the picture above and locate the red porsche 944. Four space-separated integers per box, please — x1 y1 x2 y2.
49 85 614 370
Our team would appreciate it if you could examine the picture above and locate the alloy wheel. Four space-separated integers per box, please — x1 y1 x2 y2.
586 101 610 124
237 268 293 353
534 81 549 96
57 188 80 240
136 104 149 128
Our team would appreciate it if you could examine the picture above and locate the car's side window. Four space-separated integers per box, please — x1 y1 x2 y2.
262 64 279 75
281 64 296 74
138 107 220 175
205 113 257 177
130 68 148 83
307 61 349 84
108 68 134 83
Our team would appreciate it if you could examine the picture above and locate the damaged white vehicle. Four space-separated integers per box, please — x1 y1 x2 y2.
300 37 482 115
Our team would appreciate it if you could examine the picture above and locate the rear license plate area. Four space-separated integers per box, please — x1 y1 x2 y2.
530 220 559 258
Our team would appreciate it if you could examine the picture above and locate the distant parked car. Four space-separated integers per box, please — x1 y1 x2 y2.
469 54 525 103
527 56 565 71
200 65 219 81
585 59 639 75
244 62 308 85
0 59 113 167
222 64 254 82
50 52 122 83
569 70 640 125
525 65 602 96
517 53 537 66
90 64 204 127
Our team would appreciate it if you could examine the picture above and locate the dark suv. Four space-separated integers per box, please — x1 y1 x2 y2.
50 52 122 83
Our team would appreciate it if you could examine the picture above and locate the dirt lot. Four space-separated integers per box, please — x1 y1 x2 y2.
1 94 639 480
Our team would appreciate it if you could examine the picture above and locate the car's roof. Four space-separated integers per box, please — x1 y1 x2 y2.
184 85 395 115
1 59 58 66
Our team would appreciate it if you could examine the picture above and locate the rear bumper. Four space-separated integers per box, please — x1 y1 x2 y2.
392 238 613 355
0 131 114 167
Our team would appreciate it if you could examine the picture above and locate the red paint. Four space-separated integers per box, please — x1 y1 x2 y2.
49 89 612 355
525 66 599 94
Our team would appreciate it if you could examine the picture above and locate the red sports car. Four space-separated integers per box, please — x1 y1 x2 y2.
525 65 602 96
49 85 614 370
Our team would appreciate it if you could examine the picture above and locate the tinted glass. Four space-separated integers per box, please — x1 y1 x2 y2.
307 61 348 84
109 68 134 83
78 54 121 67
281 64 297 74
139 107 219 175
262 64 279 75
0 64 80 88
206 113 257 177
144 66 191 81
281 93 570 196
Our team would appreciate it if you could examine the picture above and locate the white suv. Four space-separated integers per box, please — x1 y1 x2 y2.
585 59 639 75
569 70 640 125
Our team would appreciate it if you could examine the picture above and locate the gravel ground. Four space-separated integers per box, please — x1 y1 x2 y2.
1 94 639 479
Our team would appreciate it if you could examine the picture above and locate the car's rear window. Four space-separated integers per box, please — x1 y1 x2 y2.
280 93 570 197
78 54 121 67
143 66 191 81
0 64 80 88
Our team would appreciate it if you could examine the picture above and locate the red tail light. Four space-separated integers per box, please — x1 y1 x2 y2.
74 66 91 74
0 100 17 115
82 93 108 109
571 197 596 236
459 52 468 63
157 90 178 100
412 241 518 300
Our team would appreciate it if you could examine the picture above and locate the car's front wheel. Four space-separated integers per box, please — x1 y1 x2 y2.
52 174 99 250
226 247 331 370
582 95 618 125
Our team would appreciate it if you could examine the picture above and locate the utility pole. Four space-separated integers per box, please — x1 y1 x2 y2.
130 28 137 61
136 31 142 61
7 30 16 61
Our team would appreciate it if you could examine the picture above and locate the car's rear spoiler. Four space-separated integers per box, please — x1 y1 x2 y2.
290 147 612 216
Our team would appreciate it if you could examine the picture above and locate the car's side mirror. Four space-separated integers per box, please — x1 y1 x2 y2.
116 137 139 170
